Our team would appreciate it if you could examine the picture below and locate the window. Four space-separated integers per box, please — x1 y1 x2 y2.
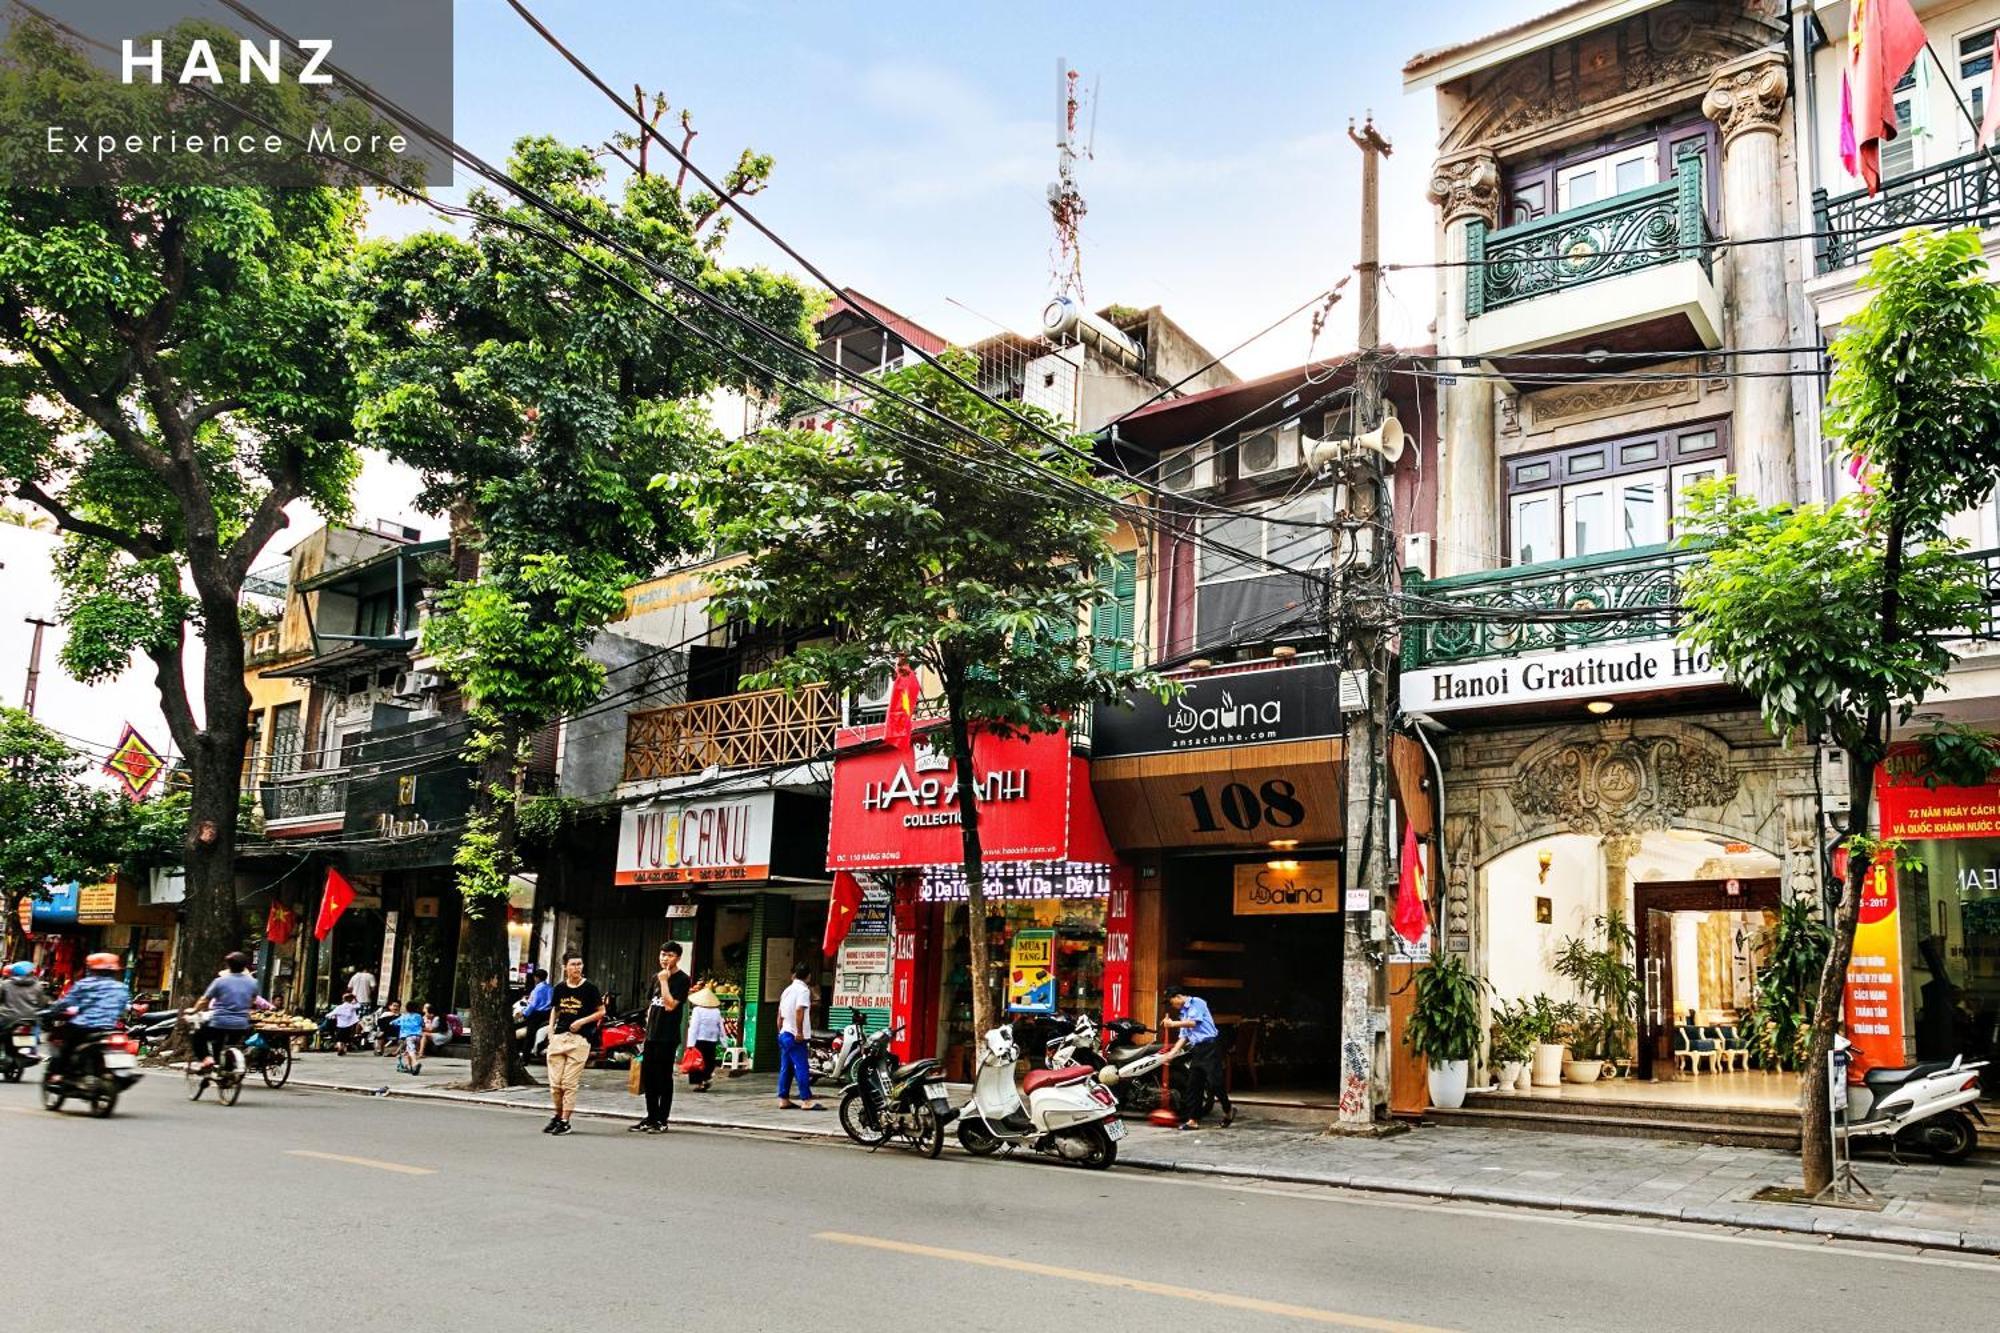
268 702 301 778
356 591 397 639
1556 143 1657 210
1197 494 1330 584
1504 421 1727 565
1961 26 1997 151
1502 119 1717 231
1090 551 1138 671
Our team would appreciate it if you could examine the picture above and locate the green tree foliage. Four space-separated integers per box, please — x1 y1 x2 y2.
687 356 1164 1041
1676 229 2000 1192
0 19 372 998
0 708 130 958
354 136 818 1089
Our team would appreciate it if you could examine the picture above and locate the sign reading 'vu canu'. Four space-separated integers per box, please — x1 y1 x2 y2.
616 792 776 886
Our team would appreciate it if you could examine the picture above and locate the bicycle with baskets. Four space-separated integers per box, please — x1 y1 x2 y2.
183 1013 302 1105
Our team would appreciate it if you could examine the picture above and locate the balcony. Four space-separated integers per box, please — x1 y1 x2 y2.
260 767 349 830
1813 152 2000 277
623 684 839 782
1462 154 1720 364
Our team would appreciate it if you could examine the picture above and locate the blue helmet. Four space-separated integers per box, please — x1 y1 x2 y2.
4 961 34 980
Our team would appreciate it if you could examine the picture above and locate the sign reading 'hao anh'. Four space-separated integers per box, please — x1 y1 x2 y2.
827 724 1074 869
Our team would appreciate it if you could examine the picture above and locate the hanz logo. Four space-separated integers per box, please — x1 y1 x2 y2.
121 37 333 85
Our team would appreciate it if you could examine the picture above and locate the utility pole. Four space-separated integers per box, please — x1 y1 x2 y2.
22 616 54 716
1335 115 1394 1129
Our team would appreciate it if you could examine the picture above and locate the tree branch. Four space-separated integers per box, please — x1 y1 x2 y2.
13 479 169 563
146 632 200 761
226 451 304 584
186 397 247 434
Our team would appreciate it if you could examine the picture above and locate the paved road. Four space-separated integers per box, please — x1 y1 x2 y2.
3 1075 1996 1332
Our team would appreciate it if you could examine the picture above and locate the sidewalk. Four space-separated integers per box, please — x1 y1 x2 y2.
283 1051 2000 1257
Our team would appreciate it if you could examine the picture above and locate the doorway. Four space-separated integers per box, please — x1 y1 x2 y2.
1635 877 1779 1081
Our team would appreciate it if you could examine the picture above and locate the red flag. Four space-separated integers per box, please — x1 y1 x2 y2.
883 660 919 749
824 870 864 956
1839 0 1928 194
265 901 295 946
1393 821 1429 946
314 867 356 941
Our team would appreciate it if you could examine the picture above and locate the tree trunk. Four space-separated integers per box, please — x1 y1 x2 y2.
3 888 25 962
172 731 248 1003
463 731 531 1091
941 665 995 1044
1798 748 1877 1194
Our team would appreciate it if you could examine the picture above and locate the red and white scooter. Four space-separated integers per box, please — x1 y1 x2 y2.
956 1023 1127 1168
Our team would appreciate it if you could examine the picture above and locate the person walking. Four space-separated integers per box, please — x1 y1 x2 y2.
346 965 376 1009
395 999 426 1075
329 991 361 1055
1161 984 1233 1131
631 942 690 1133
775 962 821 1111
544 952 603 1136
685 985 724 1092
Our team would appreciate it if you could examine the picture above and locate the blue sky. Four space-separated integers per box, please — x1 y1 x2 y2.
352 0 1557 525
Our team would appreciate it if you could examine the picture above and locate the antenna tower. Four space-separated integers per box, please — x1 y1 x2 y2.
1048 59 1092 302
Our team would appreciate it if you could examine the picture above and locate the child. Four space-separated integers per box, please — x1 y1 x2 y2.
395 999 426 1075
374 998 402 1056
330 991 361 1056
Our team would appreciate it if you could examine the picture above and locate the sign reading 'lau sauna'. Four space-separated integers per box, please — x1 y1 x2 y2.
616 792 776 886
1400 639 1726 714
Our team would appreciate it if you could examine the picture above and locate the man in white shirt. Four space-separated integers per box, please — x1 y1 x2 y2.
347 967 376 1008
774 962 821 1111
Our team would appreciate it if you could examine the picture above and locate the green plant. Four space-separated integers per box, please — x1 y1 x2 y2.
1915 722 2000 789
1744 897 1832 1072
1403 954 1488 1063
1551 910 1641 1060
1520 994 1572 1047
1488 998 1535 1065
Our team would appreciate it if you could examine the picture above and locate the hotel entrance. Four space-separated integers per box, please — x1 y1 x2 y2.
1635 876 1781 1091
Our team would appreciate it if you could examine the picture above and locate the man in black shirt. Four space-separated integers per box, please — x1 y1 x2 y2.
544 952 604 1136
632 941 691 1133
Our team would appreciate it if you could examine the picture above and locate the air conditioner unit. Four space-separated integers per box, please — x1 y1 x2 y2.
1236 422 1301 480
1157 443 1214 495
853 669 894 714
392 670 437 700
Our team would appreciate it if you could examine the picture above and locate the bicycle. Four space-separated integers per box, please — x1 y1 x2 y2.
185 1023 250 1106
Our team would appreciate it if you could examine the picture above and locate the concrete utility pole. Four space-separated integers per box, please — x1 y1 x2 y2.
1336 115 1394 1129
22 616 54 717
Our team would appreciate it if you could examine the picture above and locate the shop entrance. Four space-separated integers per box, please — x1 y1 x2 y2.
1162 854 1343 1097
1635 877 1779 1082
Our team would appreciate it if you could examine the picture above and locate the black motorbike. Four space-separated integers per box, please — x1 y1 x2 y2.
1 1021 41 1082
41 1019 143 1118
1047 1015 1212 1120
833 1015 955 1159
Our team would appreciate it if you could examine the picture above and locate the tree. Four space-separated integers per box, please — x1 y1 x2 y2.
1676 228 2000 1193
0 18 373 998
354 136 818 1090
689 356 1163 1042
0 708 130 960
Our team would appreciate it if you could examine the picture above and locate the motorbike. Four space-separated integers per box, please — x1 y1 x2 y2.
956 1023 1126 1169
1046 1014 1207 1121
41 1021 143 1117
833 1015 954 1158
808 1026 842 1082
1 1021 41 1082
1837 1043 1987 1162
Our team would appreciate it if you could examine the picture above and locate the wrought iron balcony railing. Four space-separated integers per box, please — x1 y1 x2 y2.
1467 151 1711 317
1813 151 2000 276
623 684 839 782
1403 544 1697 669
260 767 349 824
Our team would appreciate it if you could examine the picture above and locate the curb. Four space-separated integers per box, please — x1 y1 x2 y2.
289 1076 2000 1259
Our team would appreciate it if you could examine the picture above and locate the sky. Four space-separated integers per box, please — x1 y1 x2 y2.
343 0 1559 529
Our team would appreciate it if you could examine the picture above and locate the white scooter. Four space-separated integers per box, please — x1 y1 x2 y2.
956 1024 1126 1168
1835 1037 1987 1162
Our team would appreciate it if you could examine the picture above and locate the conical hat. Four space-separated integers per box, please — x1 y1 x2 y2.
688 986 721 1009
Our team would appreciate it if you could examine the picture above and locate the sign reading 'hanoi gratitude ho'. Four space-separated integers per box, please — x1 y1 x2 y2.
1399 638 1727 715
616 792 776 886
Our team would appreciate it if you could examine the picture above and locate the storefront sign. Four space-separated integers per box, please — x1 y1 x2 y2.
1104 874 1134 1021
852 885 892 936
1232 860 1340 915
30 880 79 929
616 792 776 886
1006 929 1057 1014
1094 662 1339 758
1399 638 1726 715
1843 856 1907 1075
77 882 117 925
919 861 1113 902
828 725 1074 869
1092 752 1341 851
832 940 892 1012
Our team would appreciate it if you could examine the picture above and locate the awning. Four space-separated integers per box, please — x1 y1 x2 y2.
260 641 410 681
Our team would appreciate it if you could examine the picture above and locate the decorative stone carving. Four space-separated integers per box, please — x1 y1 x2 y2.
1781 788 1824 906
1512 719 1740 837
1702 49 1789 144
1523 371 1696 433
1427 149 1501 229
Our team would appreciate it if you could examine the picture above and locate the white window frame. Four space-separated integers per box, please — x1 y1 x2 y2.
1556 143 1659 211
1196 493 1330 587
1957 21 1998 153
1509 491 1559 567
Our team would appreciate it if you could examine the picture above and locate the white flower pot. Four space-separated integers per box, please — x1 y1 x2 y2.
1515 1064 1533 1091
1497 1061 1524 1090
1427 1057 1470 1110
1562 1059 1605 1084
1531 1042 1565 1087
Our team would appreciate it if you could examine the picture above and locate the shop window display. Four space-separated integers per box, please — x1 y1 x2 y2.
937 898 1106 1070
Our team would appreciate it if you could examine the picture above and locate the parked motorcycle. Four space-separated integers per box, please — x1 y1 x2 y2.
1046 1014 1207 1121
808 1026 842 1083
41 1022 143 1117
956 1024 1126 1168
1837 1041 1987 1162
834 1016 954 1158
1 1021 41 1082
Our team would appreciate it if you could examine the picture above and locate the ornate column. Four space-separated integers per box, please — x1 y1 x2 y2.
1602 833 1641 927
1426 150 1502 576
1703 50 1795 506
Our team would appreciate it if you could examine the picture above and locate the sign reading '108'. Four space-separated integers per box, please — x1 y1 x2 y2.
1179 778 1306 835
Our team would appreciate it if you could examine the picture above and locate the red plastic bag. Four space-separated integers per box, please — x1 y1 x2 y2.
678 1046 705 1074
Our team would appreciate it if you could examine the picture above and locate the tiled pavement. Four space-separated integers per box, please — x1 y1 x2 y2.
280 1051 2000 1258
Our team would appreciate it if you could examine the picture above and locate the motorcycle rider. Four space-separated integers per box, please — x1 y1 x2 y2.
2 961 48 1028
49 952 130 1080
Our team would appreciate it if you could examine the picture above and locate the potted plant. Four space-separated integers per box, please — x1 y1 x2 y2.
1403 954 1486 1110
1560 1008 1607 1083
1524 994 1571 1088
1552 911 1640 1081
1488 998 1535 1090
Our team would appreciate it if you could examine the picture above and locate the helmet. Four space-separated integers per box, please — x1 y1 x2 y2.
84 951 121 972
4 961 33 980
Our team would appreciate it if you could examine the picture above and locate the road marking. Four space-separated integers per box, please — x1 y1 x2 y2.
815 1231 1450 1330
285 1149 435 1176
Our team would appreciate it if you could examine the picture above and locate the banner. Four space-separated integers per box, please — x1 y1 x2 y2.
617 792 775 886
1006 929 1057 1014
1842 856 1906 1078
827 724 1075 869
1103 869 1134 1023
1093 661 1339 758
831 940 893 1013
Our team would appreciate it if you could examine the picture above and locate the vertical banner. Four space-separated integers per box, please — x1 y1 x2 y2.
1103 867 1135 1024
890 879 921 1062
1842 856 1906 1077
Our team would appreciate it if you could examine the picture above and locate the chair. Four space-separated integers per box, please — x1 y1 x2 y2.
1712 1025 1751 1072
1674 1024 1719 1074
1226 1019 1262 1093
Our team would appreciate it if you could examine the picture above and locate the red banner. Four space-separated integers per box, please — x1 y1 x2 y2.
1103 867 1135 1025
827 723 1075 870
